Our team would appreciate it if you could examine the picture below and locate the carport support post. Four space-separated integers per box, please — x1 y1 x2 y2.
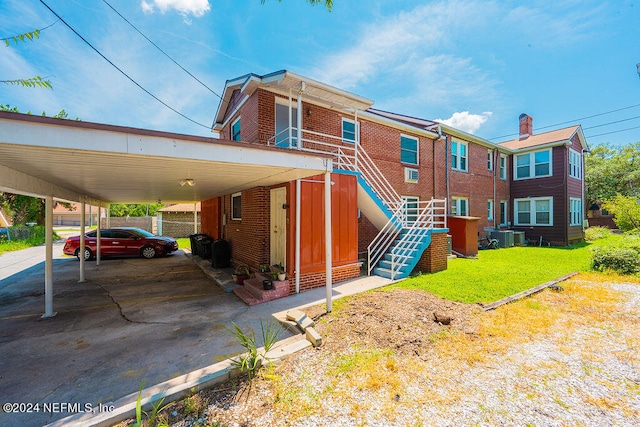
324 172 332 313
79 200 86 282
194 203 198 234
96 206 101 266
42 196 56 318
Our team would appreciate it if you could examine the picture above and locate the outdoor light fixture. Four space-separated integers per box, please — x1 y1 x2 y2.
180 179 195 187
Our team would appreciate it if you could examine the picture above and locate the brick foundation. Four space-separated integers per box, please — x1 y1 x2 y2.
287 263 361 295
415 232 448 273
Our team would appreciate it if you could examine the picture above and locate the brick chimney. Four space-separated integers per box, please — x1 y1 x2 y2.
519 113 533 138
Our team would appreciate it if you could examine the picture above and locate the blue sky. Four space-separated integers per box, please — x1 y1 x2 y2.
1 0 639 146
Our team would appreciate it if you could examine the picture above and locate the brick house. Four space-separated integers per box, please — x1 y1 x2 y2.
499 114 587 246
200 70 585 298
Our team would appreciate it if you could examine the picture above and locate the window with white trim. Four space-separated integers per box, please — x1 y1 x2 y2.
451 140 468 172
400 134 418 165
231 192 242 220
499 200 508 226
451 197 468 216
570 197 582 226
487 199 494 221
231 117 241 141
569 149 582 179
515 149 552 179
342 118 357 143
487 150 493 171
499 154 507 180
514 197 553 226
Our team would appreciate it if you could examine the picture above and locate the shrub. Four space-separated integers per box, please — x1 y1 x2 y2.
591 246 640 275
602 195 640 232
584 226 611 241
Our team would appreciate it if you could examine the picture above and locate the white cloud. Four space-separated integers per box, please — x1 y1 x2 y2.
435 111 493 134
140 0 210 17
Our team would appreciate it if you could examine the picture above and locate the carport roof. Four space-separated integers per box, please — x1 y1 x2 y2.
0 112 331 206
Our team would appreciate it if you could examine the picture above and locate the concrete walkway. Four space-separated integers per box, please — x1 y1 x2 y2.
0 245 392 427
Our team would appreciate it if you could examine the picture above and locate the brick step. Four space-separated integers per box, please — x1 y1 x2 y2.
234 276 290 306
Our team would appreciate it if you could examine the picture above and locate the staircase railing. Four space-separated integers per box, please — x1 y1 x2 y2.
268 126 447 278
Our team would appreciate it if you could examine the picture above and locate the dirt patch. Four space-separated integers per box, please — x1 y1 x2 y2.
303 288 480 357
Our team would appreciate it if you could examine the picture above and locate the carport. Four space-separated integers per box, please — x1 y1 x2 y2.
0 111 334 317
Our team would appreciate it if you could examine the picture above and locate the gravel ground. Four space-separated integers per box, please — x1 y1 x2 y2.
119 276 640 427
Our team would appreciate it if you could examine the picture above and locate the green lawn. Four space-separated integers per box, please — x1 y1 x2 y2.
394 234 625 304
176 237 191 251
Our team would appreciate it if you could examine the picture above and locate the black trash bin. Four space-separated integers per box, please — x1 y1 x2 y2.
189 233 207 256
211 239 231 268
197 235 213 259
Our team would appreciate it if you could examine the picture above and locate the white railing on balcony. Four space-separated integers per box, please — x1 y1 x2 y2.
269 126 447 278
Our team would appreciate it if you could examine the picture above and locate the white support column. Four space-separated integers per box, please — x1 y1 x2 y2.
324 172 333 312
79 200 86 282
295 179 301 294
96 206 101 266
42 196 56 318
297 84 304 149
106 204 111 229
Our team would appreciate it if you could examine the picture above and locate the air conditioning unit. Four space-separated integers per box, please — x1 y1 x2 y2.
491 230 514 248
405 167 419 183
513 231 526 246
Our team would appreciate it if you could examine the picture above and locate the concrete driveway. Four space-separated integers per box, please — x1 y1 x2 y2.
0 243 290 427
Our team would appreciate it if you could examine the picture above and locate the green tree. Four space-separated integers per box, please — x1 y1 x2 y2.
109 204 164 217
1 28 52 89
585 142 640 204
602 195 640 231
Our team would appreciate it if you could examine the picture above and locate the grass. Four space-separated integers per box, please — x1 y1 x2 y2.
394 234 626 304
0 228 61 256
176 237 190 251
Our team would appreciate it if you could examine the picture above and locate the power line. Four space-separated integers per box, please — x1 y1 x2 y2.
583 115 640 131
38 0 210 129
585 125 640 139
489 103 640 141
101 0 222 100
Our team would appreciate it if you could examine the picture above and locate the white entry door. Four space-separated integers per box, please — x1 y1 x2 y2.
270 187 287 267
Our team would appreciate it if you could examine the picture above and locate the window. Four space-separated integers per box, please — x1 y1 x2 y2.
231 118 241 141
515 149 552 180
569 149 582 179
231 192 242 220
487 150 493 171
402 196 419 224
342 118 357 143
499 154 507 180
401 135 418 165
499 200 508 226
514 197 553 226
570 198 582 226
487 199 494 221
451 141 468 172
404 167 419 183
451 197 468 216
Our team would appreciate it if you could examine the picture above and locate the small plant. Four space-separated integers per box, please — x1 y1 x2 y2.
584 226 611 241
591 246 640 275
228 319 283 395
131 382 171 427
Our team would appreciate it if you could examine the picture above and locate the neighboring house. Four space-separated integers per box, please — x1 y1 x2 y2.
53 203 99 226
201 70 586 298
500 114 587 245
157 203 201 237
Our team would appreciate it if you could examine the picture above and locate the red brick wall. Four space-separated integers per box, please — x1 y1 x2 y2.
287 263 361 295
415 232 448 273
222 187 270 271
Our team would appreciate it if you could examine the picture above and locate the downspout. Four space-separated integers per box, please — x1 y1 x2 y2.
295 179 301 294
324 169 333 313
493 149 497 229
445 134 450 214
288 89 293 148
581 148 588 230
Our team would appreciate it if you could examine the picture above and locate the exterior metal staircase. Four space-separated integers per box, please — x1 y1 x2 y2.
269 127 447 280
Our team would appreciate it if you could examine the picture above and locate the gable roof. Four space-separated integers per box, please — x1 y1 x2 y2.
500 125 583 150
213 70 374 131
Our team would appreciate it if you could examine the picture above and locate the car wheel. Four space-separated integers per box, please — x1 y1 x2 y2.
75 247 93 261
141 246 156 259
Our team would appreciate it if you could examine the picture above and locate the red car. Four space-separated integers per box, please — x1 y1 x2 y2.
63 227 178 260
